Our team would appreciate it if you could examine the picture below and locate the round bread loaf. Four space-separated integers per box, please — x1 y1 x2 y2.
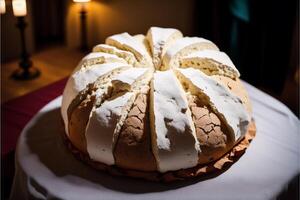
61 27 254 177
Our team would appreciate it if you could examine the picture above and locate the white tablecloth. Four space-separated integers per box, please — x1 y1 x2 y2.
10 82 300 200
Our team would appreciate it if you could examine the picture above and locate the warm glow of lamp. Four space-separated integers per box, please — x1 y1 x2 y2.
0 0 6 14
73 0 90 51
12 0 27 17
73 0 90 3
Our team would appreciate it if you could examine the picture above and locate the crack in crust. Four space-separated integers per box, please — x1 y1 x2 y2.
64 120 256 182
63 29 255 177
69 95 95 154
114 92 157 171
187 94 235 164
67 68 130 154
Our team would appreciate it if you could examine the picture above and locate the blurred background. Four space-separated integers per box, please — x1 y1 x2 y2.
1 0 299 115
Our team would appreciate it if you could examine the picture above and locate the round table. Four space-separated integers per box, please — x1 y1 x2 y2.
10 82 300 200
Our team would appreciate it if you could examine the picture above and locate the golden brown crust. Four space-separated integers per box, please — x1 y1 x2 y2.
63 29 255 181
212 76 252 114
113 93 157 171
64 120 256 182
66 74 252 177
68 96 95 154
187 95 235 164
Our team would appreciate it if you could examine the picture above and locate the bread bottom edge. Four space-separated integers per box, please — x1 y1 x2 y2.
62 120 256 182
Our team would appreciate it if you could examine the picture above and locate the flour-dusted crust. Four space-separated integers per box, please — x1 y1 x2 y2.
64 120 256 182
146 27 183 69
211 75 252 113
150 70 200 172
62 27 256 181
93 44 137 66
176 68 250 141
106 32 152 67
180 50 240 78
162 37 219 70
62 62 130 135
114 92 157 171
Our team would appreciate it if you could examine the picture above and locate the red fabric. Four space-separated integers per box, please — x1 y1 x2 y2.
1 78 68 156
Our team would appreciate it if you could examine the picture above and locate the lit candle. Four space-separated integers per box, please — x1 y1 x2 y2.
73 0 90 12
73 0 90 3
12 0 27 17
0 0 5 14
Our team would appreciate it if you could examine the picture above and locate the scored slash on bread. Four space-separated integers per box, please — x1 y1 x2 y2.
132 34 153 59
180 50 240 79
114 92 157 171
111 68 147 92
150 70 200 172
106 32 153 67
62 62 131 135
61 27 255 180
77 52 127 69
66 65 131 151
211 75 252 114
162 37 219 70
93 44 138 66
67 67 150 154
86 92 136 165
175 68 250 141
187 94 234 164
85 68 153 165
146 27 183 69
69 95 95 154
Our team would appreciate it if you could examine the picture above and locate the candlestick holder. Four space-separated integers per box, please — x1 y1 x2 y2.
80 6 88 52
12 17 40 80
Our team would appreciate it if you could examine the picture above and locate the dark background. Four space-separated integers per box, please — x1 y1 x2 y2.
195 0 298 111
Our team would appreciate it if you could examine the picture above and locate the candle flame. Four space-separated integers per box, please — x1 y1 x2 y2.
0 0 6 14
12 0 27 17
73 0 91 3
